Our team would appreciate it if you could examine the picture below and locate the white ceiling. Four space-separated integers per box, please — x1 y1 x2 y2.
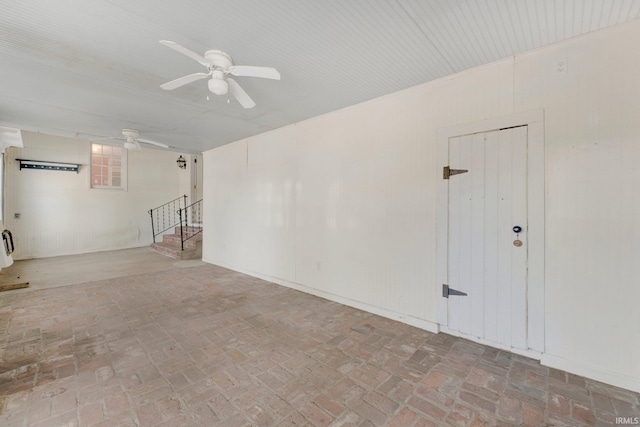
1 0 639 153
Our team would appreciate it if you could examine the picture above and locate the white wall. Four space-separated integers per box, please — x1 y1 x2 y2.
516 22 640 392
203 20 640 392
4 131 191 259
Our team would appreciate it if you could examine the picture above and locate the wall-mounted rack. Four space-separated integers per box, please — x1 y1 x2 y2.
16 159 79 173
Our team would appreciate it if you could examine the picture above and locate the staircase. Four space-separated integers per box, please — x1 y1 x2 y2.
148 196 203 260
150 225 202 259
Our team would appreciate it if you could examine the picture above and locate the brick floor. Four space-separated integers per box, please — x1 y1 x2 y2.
0 264 639 426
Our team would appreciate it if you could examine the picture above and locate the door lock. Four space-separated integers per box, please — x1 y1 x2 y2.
512 225 523 247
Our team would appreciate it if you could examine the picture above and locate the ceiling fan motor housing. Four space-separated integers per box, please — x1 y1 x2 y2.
121 129 139 139
204 50 233 69
121 129 141 150
205 51 232 95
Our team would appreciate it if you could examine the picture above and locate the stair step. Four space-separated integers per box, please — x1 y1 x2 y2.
174 226 203 235
150 242 182 259
162 233 201 249
150 241 202 260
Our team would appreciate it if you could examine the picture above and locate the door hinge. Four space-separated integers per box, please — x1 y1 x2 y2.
443 166 468 180
442 284 468 298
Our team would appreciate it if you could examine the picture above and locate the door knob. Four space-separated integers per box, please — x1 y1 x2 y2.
513 226 522 233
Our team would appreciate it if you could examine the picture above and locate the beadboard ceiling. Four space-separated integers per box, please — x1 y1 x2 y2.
1 1 639 153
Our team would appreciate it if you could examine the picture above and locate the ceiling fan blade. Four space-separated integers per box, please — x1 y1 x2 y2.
91 136 122 141
228 78 256 109
228 66 280 80
159 40 211 67
160 72 210 90
138 138 169 149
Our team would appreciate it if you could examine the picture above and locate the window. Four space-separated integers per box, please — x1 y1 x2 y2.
91 143 125 189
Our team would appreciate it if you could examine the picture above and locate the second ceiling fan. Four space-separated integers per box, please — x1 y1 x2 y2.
95 129 169 151
159 40 280 109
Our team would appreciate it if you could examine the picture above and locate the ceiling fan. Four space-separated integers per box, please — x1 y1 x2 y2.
159 40 280 109
96 129 169 151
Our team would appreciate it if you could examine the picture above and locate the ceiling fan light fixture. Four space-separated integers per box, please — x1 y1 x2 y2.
208 78 228 95
124 141 139 151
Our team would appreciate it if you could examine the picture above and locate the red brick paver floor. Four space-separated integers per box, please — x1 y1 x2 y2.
0 264 638 426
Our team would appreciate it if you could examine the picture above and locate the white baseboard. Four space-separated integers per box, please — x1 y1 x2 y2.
541 353 640 394
203 258 439 334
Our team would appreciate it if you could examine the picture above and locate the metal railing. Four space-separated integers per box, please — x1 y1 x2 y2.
177 199 203 251
149 195 187 243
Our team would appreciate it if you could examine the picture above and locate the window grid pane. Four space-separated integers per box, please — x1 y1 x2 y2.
91 143 125 189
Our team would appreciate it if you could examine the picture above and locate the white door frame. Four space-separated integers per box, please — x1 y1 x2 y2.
436 110 545 356
190 154 203 203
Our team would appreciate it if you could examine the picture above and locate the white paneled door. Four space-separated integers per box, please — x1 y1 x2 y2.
446 126 528 351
